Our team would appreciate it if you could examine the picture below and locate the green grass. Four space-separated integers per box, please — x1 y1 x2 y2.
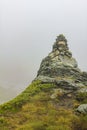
0 81 55 114
0 80 87 130
76 92 87 103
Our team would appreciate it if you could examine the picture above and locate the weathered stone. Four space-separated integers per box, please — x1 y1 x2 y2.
55 80 78 90
34 75 81 91
65 50 72 58
78 87 87 93
56 34 67 42
50 88 64 99
34 75 55 83
67 94 72 98
37 35 78 78
54 50 60 56
81 72 87 82
48 52 55 58
76 104 87 114
58 41 66 45
37 64 80 78
36 34 87 91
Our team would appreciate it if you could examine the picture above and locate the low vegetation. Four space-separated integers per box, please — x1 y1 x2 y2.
0 80 87 130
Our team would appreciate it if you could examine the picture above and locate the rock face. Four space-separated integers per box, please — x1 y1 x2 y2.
37 34 78 78
34 34 87 114
35 34 87 91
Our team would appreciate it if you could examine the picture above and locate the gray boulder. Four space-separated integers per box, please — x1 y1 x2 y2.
76 104 87 114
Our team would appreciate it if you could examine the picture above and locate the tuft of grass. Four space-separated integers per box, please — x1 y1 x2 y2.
76 92 87 103
72 115 87 130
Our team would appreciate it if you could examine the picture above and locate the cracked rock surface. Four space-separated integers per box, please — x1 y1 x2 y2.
35 34 87 91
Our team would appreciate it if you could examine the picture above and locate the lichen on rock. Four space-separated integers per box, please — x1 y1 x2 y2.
37 34 78 78
35 34 87 93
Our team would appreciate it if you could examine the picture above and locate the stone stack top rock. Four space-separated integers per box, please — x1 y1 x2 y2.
52 34 72 58
53 34 68 51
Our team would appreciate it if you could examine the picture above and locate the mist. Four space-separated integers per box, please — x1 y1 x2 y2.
0 0 87 103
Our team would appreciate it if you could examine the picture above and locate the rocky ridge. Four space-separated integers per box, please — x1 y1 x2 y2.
35 35 87 89
35 34 87 114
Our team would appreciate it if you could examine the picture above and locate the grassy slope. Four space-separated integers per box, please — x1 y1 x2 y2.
0 80 87 130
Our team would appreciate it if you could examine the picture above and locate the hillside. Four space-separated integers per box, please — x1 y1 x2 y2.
0 35 87 130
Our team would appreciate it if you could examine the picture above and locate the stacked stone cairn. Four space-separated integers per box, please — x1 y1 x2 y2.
34 34 87 114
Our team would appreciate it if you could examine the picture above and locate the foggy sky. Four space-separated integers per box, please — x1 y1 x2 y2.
0 0 87 94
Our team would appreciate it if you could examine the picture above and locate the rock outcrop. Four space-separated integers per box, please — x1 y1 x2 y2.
37 34 78 77
34 34 87 115
35 34 87 91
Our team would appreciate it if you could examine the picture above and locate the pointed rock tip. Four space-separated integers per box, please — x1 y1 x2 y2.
56 34 67 43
